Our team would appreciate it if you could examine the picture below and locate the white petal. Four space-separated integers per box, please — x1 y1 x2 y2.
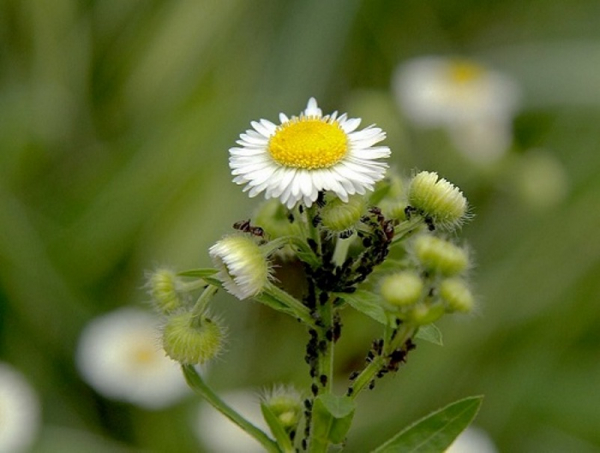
304 97 322 117
340 117 361 133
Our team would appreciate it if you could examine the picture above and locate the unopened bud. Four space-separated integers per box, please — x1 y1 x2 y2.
408 171 467 229
380 272 423 309
320 195 365 234
439 278 475 313
262 387 303 433
209 235 272 300
148 269 183 313
162 312 225 365
414 235 469 276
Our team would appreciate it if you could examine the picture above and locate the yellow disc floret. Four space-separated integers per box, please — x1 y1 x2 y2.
448 59 485 84
268 117 348 169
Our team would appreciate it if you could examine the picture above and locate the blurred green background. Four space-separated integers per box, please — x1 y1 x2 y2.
1 0 600 451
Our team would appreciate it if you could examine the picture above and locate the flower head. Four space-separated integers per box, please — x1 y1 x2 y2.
393 56 520 127
230 98 390 208
393 56 521 164
0 363 40 453
76 307 189 409
209 235 272 300
408 171 468 229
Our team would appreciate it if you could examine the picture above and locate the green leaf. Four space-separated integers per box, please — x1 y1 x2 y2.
311 394 356 447
415 324 443 346
254 292 296 316
177 268 218 278
371 396 483 453
260 402 295 453
335 290 387 324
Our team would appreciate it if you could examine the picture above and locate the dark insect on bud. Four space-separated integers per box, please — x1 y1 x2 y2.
311 383 319 396
404 205 417 219
425 216 435 231
319 374 328 387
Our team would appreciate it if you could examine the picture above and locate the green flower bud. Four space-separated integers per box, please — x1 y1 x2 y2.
209 235 272 300
320 194 365 234
380 271 423 309
162 311 225 365
262 387 303 433
414 235 469 276
439 278 474 313
148 268 183 313
254 199 301 239
408 302 446 325
408 171 468 229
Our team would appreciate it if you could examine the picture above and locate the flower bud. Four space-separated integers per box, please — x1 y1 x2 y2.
413 235 469 276
380 271 423 309
262 387 303 433
320 194 365 234
209 235 272 300
408 171 467 229
162 311 225 365
439 278 474 313
148 268 183 313
408 302 446 325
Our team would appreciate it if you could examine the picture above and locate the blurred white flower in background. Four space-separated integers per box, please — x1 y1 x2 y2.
0 362 41 453
195 390 267 453
393 56 521 165
76 307 189 409
445 426 498 453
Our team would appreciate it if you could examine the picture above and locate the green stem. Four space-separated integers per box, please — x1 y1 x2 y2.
392 217 424 244
181 365 281 453
318 294 334 393
306 204 322 255
332 234 353 268
348 324 415 399
264 283 316 327
190 285 218 319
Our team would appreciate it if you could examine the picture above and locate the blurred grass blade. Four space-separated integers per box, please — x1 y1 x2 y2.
371 396 483 453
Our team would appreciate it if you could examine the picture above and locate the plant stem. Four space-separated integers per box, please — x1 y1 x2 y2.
190 284 218 319
392 217 423 244
348 324 415 399
181 365 281 453
264 283 316 327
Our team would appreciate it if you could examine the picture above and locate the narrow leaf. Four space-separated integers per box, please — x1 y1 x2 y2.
415 324 443 346
335 290 387 324
255 292 296 315
371 396 483 453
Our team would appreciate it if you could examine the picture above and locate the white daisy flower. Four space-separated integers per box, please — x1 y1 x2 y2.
76 307 189 410
0 363 41 453
229 97 391 208
393 56 521 164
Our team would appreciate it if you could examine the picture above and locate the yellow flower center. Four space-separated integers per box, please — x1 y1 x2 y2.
268 117 348 169
448 60 485 84
131 341 159 365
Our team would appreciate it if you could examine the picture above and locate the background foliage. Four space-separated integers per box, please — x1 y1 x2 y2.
1 0 599 451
